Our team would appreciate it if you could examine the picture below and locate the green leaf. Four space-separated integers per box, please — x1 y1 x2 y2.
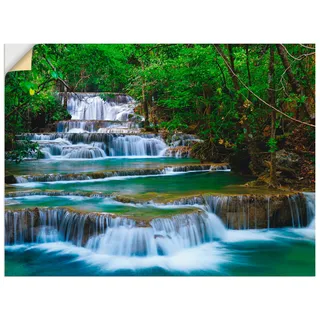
267 138 278 153
51 71 59 79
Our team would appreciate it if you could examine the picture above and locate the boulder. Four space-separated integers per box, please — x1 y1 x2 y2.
5 175 17 184
164 146 191 158
276 149 300 169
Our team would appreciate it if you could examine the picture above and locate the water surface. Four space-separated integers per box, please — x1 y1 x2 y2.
6 157 200 176
11 171 253 201
5 195 199 218
5 227 315 276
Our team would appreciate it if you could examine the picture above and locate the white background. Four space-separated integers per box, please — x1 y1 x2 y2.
0 1 319 320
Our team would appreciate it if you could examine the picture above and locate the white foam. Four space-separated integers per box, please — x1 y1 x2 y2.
13 241 229 273
222 229 276 243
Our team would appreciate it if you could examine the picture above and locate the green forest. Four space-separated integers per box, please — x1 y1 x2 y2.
5 44 315 190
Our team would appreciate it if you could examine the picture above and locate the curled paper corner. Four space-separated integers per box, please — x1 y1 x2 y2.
5 44 34 74
10 49 33 72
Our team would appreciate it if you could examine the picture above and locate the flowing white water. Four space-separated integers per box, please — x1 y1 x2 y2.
5 207 226 257
5 190 315 274
17 93 208 159
25 133 168 158
283 192 315 241
204 193 309 230
66 93 137 121
57 120 140 133
5 241 229 273
107 135 167 156
15 93 171 158
303 192 315 228
60 144 107 159
6 92 315 275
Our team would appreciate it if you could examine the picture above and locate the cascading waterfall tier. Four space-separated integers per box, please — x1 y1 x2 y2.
57 120 141 133
204 193 309 229
5 208 224 256
18 133 167 158
56 93 145 134
13 93 206 160
63 93 138 121
5 192 312 231
134 193 311 230
303 192 315 228
5 192 314 258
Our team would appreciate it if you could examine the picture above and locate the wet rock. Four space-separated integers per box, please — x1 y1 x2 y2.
205 193 307 229
5 208 40 244
276 149 300 169
167 133 202 147
5 175 17 184
4 207 204 247
164 146 191 158
13 164 225 183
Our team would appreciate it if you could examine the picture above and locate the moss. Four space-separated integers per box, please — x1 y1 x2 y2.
7 162 230 183
5 206 204 228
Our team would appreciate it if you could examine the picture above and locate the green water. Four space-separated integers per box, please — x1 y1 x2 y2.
5 157 199 176
11 171 252 201
5 158 315 277
5 195 199 219
5 228 315 276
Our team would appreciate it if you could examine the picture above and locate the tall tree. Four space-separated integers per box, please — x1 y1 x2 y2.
268 45 277 187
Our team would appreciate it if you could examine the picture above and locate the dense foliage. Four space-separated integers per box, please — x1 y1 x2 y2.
5 44 315 188
5 139 43 163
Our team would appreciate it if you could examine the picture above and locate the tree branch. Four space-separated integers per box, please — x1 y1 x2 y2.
213 45 315 128
6 78 56 119
280 44 315 61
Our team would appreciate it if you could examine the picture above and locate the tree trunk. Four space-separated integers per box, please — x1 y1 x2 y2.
276 44 301 94
63 85 68 109
225 44 240 92
214 44 260 175
245 44 252 100
140 61 150 128
276 44 308 120
223 44 250 138
142 84 149 128
268 45 277 187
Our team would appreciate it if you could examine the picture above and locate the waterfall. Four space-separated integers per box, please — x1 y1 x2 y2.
107 135 167 156
204 194 308 230
150 213 226 255
60 144 107 159
5 208 135 246
15 176 29 183
37 139 106 159
13 94 210 161
65 93 137 121
20 133 168 158
57 121 91 133
87 212 226 257
14 93 169 159
303 192 315 227
86 227 158 256
36 138 71 158
57 120 140 133
5 208 225 256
